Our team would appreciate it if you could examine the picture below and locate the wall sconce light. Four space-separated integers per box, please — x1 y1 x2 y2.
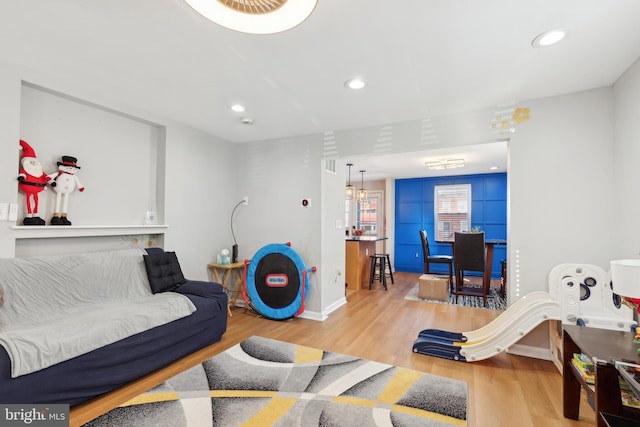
345 163 355 200
358 170 367 203
425 159 465 170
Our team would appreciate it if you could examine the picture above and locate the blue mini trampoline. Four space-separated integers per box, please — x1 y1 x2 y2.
243 242 315 320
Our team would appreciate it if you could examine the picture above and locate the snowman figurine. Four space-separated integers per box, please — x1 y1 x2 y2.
49 156 84 226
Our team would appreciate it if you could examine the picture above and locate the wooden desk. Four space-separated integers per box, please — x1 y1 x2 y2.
601 413 640 426
207 262 245 316
563 325 640 427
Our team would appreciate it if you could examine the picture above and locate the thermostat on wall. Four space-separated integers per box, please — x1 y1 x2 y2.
301 198 311 207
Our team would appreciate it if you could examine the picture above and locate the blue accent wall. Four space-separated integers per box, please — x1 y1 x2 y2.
394 173 507 278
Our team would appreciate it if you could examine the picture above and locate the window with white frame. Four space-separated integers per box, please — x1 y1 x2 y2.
434 184 471 241
345 191 382 236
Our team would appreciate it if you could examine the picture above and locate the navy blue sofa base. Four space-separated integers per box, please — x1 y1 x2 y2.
0 280 228 406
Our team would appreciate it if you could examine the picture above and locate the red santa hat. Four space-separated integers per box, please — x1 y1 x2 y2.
19 140 37 159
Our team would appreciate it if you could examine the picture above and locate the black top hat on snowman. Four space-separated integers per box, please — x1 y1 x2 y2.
57 156 81 169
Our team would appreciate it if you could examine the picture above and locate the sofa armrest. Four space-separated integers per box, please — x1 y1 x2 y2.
174 280 225 299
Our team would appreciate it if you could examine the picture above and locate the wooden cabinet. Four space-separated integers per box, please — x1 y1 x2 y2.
345 239 374 290
563 325 640 427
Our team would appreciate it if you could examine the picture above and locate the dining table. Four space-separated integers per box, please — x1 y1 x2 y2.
436 237 506 286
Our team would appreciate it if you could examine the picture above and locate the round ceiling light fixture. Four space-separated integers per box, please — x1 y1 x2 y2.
230 103 246 112
344 78 366 90
531 28 567 48
184 0 318 34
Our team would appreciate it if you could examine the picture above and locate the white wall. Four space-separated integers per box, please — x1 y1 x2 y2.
0 61 22 258
233 137 324 316
19 84 159 226
0 58 236 282
234 86 624 356
163 124 236 280
320 160 348 318
3 52 639 357
613 57 640 259
236 108 512 317
509 87 615 301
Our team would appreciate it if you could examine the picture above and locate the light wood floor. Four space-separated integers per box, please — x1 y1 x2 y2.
219 271 596 427
73 271 597 426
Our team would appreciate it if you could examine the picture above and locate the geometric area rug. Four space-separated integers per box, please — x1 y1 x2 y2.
404 283 507 311
83 336 468 427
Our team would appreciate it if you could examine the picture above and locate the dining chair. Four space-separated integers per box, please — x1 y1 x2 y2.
453 231 492 306
419 230 453 292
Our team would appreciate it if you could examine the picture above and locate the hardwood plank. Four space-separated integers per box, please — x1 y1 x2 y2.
71 272 596 426
69 341 230 427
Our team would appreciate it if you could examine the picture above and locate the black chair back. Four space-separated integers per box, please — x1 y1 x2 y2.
419 230 431 260
454 232 485 272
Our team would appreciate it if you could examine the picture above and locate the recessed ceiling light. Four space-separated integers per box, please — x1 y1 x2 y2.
184 0 317 35
490 166 499 170
230 104 245 113
344 78 366 90
532 28 567 48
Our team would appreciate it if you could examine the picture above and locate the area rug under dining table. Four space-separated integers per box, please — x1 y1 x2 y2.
404 282 507 311
83 336 468 427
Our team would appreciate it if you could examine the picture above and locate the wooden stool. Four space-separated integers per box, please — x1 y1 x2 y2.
369 254 388 290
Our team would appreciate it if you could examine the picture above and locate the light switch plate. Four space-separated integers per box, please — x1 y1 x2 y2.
0 203 8 221
8 203 18 221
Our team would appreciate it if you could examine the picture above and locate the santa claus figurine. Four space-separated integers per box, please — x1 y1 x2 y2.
17 140 52 226
49 156 85 226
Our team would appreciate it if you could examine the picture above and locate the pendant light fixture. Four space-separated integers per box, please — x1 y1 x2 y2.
358 170 368 203
345 163 355 200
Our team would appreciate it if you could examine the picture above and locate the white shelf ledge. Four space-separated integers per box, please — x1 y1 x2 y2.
11 225 169 239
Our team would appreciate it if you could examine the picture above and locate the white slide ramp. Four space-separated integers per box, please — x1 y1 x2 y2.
458 291 561 361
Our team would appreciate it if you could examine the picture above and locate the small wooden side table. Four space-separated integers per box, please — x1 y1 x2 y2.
207 262 245 317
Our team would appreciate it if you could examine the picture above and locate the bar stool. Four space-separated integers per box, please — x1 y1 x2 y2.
369 254 389 290
376 253 394 285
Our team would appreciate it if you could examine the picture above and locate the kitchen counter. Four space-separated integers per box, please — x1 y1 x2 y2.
345 236 388 290
345 236 387 241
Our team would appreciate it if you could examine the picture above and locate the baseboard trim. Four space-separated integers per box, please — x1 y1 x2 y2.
297 297 347 321
323 296 347 318
507 343 553 361
298 310 324 321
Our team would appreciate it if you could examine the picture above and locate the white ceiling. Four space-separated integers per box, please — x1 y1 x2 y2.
351 140 508 182
1 1 639 179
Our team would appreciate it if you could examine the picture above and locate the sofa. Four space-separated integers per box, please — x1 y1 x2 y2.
0 247 228 405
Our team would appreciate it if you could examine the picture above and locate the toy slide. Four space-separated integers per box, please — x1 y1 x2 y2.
413 292 561 361
413 263 634 361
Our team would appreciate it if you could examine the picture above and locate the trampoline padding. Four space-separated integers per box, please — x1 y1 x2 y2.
246 243 310 320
